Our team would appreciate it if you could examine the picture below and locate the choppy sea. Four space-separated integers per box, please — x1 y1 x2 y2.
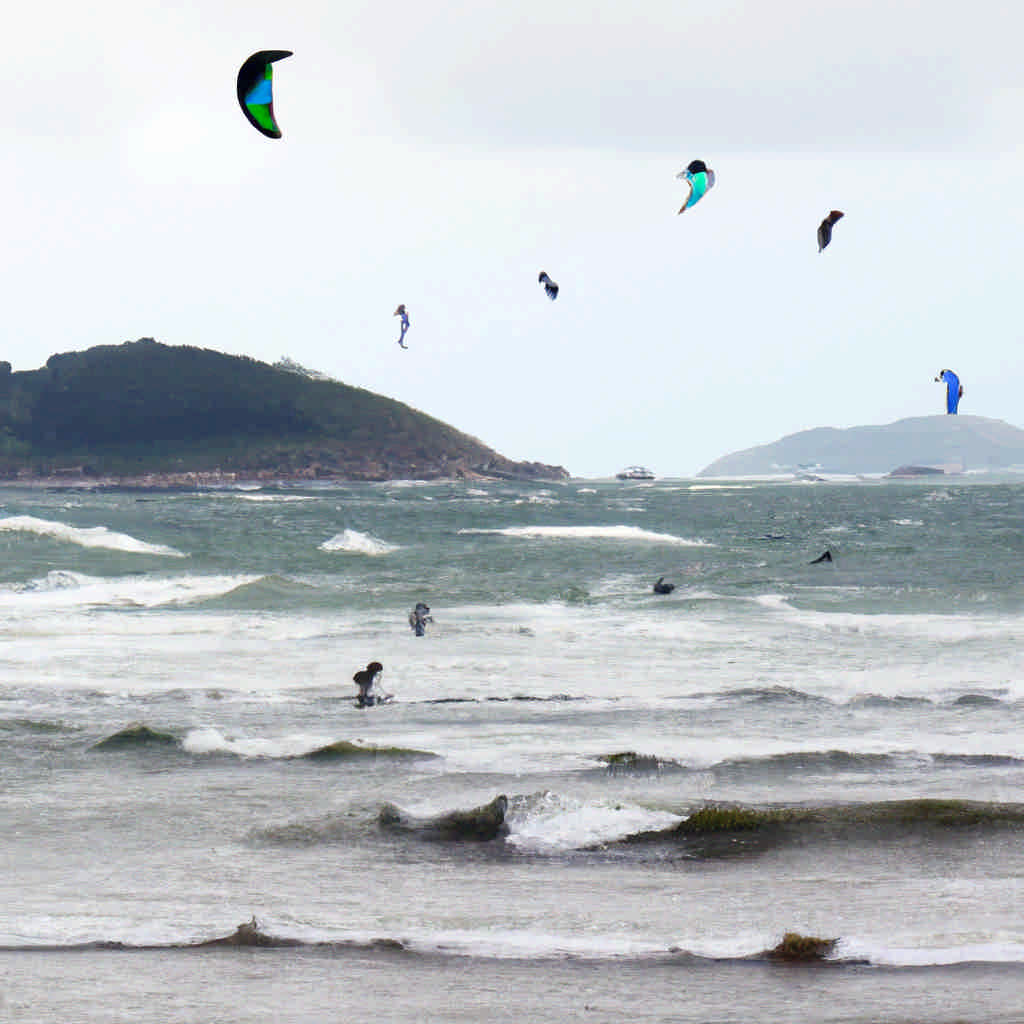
2 477 1024 1022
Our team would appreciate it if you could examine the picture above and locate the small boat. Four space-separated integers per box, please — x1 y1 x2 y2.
616 466 655 480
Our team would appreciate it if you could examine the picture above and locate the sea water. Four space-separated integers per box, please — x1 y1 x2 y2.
1 478 1024 1022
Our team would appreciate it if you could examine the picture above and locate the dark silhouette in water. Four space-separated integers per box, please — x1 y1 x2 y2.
652 577 676 594
353 661 384 706
409 602 433 636
809 550 833 564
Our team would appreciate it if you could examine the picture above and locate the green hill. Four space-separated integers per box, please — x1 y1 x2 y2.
0 339 568 483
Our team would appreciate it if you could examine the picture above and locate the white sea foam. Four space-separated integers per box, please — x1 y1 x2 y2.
318 529 399 555
458 525 711 546
505 792 684 853
182 727 337 759
838 937 1024 967
1 571 262 610
893 518 924 526
0 515 185 556
688 484 754 491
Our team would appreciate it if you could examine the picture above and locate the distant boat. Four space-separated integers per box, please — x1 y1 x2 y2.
616 466 655 480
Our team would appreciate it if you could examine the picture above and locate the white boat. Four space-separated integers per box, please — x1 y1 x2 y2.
615 466 655 480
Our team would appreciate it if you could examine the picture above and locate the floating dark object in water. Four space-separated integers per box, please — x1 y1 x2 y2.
653 577 675 594
809 550 833 564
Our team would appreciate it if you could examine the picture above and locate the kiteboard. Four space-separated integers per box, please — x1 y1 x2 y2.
355 693 394 708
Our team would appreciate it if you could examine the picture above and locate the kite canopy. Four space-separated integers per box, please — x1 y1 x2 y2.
817 210 844 252
538 271 559 301
935 369 963 414
676 160 715 214
237 50 293 138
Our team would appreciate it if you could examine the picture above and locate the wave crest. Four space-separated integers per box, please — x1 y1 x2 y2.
319 529 399 555
457 525 711 546
0 515 185 556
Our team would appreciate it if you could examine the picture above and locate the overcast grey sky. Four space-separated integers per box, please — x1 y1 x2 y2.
3 0 1022 476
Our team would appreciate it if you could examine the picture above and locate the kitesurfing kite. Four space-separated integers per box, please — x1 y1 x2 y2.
394 305 410 348
676 160 715 214
817 210 844 252
236 50 293 138
935 369 963 414
538 272 559 301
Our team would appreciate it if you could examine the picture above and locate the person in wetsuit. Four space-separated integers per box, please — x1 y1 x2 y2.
409 602 433 636
353 661 384 706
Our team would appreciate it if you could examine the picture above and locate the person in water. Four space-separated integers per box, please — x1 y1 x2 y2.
409 602 433 636
652 577 675 594
353 661 383 706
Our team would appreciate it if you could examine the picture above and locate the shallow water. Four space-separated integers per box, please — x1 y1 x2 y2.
2 477 1024 1020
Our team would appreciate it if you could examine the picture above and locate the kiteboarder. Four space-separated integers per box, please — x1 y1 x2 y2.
394 305 410 348
353 661 383 707
652 577 675 594
409 602 433 636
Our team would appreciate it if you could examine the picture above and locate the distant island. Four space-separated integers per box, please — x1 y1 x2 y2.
0 339 568 484
698 415 1024 477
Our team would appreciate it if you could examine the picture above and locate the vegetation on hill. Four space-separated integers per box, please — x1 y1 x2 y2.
0 339 568 482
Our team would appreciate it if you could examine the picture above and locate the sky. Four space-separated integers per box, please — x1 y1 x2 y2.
2 0 1022 477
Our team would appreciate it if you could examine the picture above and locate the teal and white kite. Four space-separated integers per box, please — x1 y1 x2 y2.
676 159 715 214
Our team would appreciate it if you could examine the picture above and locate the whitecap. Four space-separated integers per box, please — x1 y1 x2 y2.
0 515 185 556
458 525 711 546
318 529 399 555
1 571 262 610
505 791 683 853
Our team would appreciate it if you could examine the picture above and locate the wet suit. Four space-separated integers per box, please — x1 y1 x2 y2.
353 661 383 707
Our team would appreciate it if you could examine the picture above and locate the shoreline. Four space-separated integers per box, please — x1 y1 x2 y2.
0 468 571 490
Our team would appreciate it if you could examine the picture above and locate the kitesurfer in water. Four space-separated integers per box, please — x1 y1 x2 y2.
653 577 675 594
409 602 433 636
394 305 410 348
353 661 383 707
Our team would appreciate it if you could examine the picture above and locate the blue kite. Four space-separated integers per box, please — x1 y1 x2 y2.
935 369 963 414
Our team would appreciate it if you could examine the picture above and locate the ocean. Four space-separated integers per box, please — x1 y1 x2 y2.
1 477 1023 1022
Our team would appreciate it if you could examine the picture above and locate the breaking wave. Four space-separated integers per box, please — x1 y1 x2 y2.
457 525 711 546
0 515 185 556
5 919 1024 969
318 529 399 555
1 571 263 610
